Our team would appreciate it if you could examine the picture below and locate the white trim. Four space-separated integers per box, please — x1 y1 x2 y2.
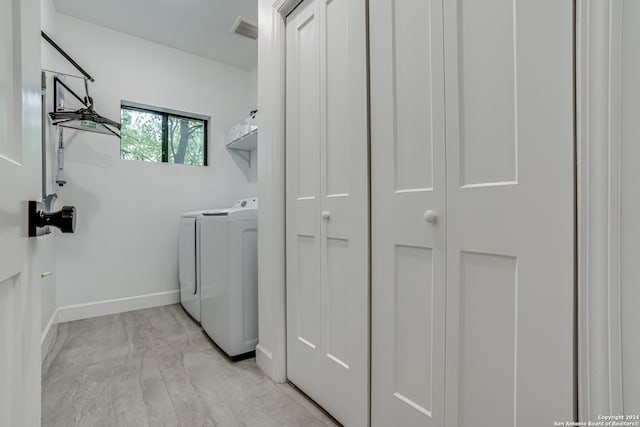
607 0 624 413
120 100 211 122
41 308 59 362
255 0 299 383
57 290 180 323
273 0 302 16
256 343 274 366
576 0 625 420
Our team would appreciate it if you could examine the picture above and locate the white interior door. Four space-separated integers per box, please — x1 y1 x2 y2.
285 0 369 425
370 0 447 425
443 1 575 425
0 0 43 425
371 0 575 426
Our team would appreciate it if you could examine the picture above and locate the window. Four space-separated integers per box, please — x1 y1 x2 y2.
120 102 208 166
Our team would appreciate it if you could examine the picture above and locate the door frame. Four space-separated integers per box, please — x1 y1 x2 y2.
575 0 625 420
254 0 303 383
256 0 621 420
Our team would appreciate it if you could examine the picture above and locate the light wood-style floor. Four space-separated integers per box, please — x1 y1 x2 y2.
42 304 337 427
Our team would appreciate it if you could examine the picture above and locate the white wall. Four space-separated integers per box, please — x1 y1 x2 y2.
248 66 258 112
50 13 257 316
620 0 640 413
247 65 258 196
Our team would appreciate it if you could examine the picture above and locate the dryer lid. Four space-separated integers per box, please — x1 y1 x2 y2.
180 210 206 218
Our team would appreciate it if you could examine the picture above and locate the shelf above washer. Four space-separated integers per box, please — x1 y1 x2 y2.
226 129 257 163
226 129 257 151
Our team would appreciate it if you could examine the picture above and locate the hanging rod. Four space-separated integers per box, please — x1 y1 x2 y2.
41 31 94 82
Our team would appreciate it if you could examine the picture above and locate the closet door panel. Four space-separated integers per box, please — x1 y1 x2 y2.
286 0 369 425
392 0 435 191
320 0 368 398
457 0 517 186
443 0 575 426
286 0 323 386
457 251 518 427
325 0 350 197
319 0 369 423
371 0 447 425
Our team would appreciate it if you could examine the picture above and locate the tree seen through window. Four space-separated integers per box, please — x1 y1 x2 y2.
120 104 207 166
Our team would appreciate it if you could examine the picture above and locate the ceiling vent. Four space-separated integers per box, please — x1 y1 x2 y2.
231 16 258 40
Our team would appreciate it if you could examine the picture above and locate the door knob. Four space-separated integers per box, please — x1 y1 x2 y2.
321 211 331 220
424 210 438 224
29 200 76 237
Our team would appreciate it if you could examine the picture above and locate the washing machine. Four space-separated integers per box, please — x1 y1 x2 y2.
179 208 230 322
200 198 258 359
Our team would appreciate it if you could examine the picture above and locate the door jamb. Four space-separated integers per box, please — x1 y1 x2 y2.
255 0 303 384
576 0 625 419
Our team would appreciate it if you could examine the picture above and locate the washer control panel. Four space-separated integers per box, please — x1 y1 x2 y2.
232 198 258 210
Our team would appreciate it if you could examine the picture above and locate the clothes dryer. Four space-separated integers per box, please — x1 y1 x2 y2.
178 210 204 322
179 208 230 322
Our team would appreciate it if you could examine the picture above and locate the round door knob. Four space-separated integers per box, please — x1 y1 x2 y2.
424 210 438 224
321 211 331 220
41 206 76 233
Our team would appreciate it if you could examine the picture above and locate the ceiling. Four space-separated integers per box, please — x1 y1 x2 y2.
53 0 258 70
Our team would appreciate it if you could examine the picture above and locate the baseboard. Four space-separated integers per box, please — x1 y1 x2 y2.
256 343 273 378
57 290 180 323
257 343 287 383
256 343 273 362
41 308 59 362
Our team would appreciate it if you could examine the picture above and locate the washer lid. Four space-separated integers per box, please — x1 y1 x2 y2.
202 208 231 216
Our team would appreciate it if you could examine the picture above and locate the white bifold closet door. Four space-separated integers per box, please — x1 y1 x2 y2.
370 0 447 424
371 0 575 426
285 0 369 425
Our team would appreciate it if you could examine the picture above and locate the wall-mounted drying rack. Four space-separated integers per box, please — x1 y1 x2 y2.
50 76 120 137
41 31 121 189
41 31 94 82
42 31 121 138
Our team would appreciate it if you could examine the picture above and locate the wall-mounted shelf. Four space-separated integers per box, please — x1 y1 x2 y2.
226 129 257 151
226 130 257 162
